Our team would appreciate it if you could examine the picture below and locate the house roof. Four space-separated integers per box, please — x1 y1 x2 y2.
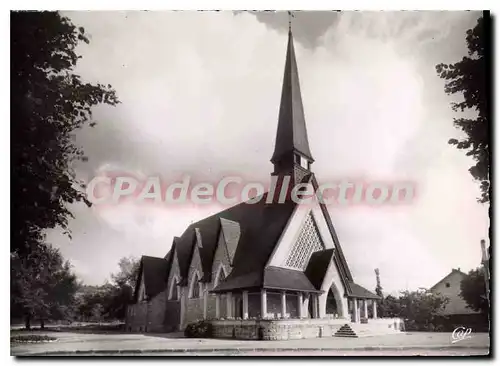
429 269 467 292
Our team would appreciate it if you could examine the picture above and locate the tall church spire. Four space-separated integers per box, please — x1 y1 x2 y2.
271 19 314 184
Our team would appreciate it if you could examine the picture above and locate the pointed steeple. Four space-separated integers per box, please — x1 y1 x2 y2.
271 26 314 183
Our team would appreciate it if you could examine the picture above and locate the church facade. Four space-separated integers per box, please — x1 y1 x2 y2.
125 29 400 339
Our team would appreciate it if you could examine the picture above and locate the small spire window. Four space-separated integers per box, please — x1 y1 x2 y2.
300 156 309 169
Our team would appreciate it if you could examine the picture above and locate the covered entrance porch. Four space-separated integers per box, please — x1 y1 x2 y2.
212 288 323 320
348 297 379 323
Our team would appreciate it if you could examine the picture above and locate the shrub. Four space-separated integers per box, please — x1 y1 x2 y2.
11 335 57 343
184 320 213 338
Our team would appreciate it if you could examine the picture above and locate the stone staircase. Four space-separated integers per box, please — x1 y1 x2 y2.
334 318 405 338
334 324 358 338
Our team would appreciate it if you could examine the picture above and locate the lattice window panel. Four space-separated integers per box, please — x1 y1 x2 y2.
284 213 324 270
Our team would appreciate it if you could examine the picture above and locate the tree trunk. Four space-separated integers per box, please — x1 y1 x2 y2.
25 314 31 330
40 319 45 329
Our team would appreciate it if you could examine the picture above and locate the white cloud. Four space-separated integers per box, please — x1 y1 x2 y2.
45 11 488 291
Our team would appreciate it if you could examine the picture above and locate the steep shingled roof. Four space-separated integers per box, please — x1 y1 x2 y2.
134 255 170 301
137 187 376 299
347 282 380 300
271 29 314 163
203 195 297 292
264 266 320 293
220 218 241 266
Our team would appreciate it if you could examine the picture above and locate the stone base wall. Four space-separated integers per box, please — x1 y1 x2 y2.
350 318 405 336
206 295 217 319
145 290 168 333
164 300 181 332
185 297 204 325
125 303 148 332
211 318 349 340
126 292 181 333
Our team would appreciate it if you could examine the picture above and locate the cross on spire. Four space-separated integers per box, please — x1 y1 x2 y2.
288 11 294 32
271 11 314 178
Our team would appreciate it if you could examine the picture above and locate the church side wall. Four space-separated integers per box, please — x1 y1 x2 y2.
164 300 181 332
125 302 148 332
205 232 232 319
166 249 181 298
185 297 204 324
126 290 176 333
184 245 204 326
165 248 182 330
146 290 168 333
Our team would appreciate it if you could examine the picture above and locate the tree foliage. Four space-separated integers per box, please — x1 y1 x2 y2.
396 290 449 331
11 11 119 254
111 256 141 289
379 290 449 331
460 267 489 315
436 15 489 203
11 244 78 329
74 256 140 322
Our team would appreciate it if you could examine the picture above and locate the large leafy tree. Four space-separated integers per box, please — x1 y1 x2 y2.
377 291 448 331
111 256 141 289
108 256 140 319
436 15 489 203
397 290 449 331
11 244 79 329
460 267 489 315
73 257 140 322
11 11 119 254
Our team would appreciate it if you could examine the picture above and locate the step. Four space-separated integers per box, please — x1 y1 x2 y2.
334 324 358 338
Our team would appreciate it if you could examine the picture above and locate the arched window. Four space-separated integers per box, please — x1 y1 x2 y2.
213 264 227 289
189 271 202 299
169 275 179 301
326 288 338 316
171 284 179 301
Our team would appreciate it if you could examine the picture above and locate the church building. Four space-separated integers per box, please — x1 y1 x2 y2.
126 27 402 340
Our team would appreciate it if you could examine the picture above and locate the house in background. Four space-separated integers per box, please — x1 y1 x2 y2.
429 268 487 331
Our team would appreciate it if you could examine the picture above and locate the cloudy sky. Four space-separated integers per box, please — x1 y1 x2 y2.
46 10 489 295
